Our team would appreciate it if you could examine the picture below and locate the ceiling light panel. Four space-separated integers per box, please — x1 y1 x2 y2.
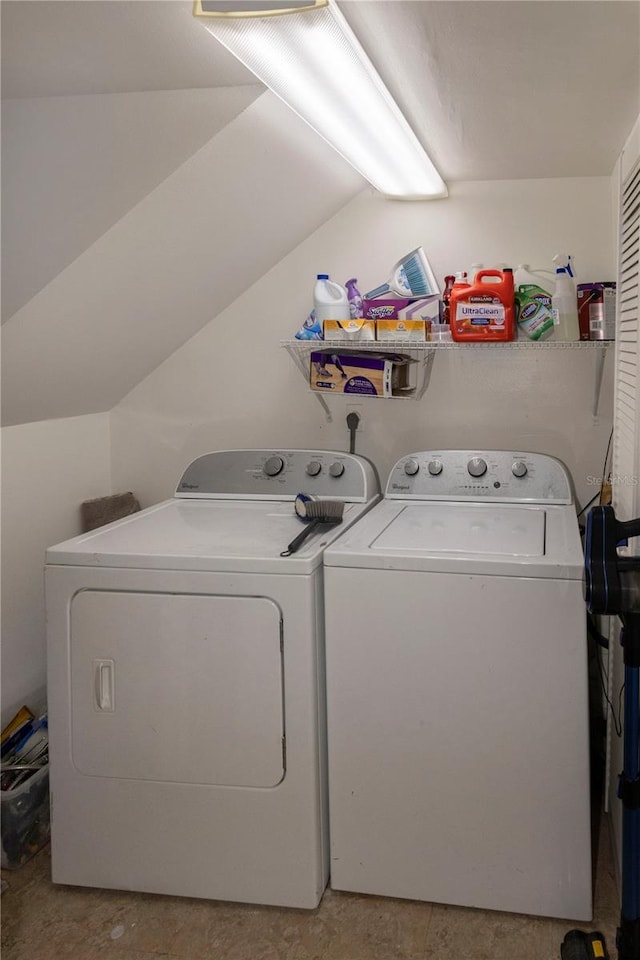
194 0 447 199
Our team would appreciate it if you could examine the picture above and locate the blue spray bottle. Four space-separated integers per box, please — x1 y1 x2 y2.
345 278 364 319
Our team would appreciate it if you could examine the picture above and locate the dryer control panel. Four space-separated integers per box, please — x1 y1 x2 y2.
386 451 573 504
176 449 380 502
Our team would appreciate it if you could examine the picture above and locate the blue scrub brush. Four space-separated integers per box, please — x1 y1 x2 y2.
281 499 344 556
365 247 440 299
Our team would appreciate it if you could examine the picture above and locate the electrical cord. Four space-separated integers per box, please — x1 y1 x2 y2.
577 427 613 521
587 611 609 649
587 605 625 737
346 412 360 455
580 430 620 738
592 639 624 739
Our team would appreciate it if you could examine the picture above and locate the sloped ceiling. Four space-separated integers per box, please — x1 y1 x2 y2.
1 1 365 425
2 87 263 319
1 0 256 97
1 0 638 426
1 92 365 426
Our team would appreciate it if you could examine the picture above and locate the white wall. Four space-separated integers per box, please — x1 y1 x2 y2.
1 86 262 320
1 92 364 426
1 414 112 724
111 176 615 515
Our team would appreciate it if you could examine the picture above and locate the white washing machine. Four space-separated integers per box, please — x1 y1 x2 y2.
323 450 592 921
46 449 379 909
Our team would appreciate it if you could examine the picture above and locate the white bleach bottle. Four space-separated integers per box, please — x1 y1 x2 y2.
313 274 350 323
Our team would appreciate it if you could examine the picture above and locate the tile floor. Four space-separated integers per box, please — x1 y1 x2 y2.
1 808 619 960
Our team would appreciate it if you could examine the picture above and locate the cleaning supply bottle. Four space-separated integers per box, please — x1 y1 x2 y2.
439 274 456 324
514 264 556 341
551 254 580 341
450 268 515 342
313 275 350 324
453 270 470 288
345 278 364 319
432 274 456 341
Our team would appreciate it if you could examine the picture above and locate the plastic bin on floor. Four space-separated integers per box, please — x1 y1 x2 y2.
1 765 50 869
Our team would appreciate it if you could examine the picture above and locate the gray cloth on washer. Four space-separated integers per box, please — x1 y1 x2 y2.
81 492 141 532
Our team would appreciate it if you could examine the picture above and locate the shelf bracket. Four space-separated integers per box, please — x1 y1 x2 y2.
592 344 607 419
414 349 436 401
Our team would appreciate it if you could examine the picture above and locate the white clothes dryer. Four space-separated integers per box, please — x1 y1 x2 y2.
323 450 592 921
46 449 379 909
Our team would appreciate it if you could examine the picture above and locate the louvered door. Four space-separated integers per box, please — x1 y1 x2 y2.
606 152 640 831
613 156 640 520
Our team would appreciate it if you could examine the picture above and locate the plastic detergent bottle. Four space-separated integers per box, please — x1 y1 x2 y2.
514 265 556 341
345 278 364 319
551 255 580 341
450 268 515 342
313 275 350 323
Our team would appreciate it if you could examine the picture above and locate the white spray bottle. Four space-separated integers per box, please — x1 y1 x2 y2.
551 254 580 341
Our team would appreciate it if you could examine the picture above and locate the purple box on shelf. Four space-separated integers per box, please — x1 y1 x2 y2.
362 298 413 320
309 350 414 397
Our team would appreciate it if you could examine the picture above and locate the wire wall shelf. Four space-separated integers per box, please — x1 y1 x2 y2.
281 339 612 421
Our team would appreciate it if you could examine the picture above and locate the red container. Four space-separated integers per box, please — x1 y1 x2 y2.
450 269 515 342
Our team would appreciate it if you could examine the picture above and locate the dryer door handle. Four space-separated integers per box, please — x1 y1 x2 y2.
94 659 115 712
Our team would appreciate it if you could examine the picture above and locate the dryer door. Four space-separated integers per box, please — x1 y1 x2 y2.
69 591 284 787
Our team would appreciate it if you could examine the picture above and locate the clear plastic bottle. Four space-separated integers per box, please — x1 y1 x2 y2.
551 258 580 341
313 274 350 323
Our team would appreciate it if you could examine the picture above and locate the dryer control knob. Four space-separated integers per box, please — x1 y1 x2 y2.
468 457 487 478
404 459 420 476
329 462 345 478
512 460 528 478
306 461 322 477
264 456 284 477
428 459 443 476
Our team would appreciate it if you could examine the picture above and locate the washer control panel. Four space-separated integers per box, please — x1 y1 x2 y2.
386 451 573 504
176 450 379 502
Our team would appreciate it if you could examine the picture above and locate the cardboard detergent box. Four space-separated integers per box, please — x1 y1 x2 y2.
376 319 432 342
323 319 376 341
310 350 414 397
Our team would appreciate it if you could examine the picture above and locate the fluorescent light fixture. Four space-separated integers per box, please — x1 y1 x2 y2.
193 0 447 200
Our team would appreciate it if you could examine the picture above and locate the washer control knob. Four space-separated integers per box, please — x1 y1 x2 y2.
468 457 488 478
264 456 284 477
428 459 443 476
404 458 420 476
512 460 528 478
306 461 322 477
329 461 345 478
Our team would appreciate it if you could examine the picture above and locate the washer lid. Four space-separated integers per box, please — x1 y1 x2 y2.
46 498 374 574
372 503 545 557
323 500 584 579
